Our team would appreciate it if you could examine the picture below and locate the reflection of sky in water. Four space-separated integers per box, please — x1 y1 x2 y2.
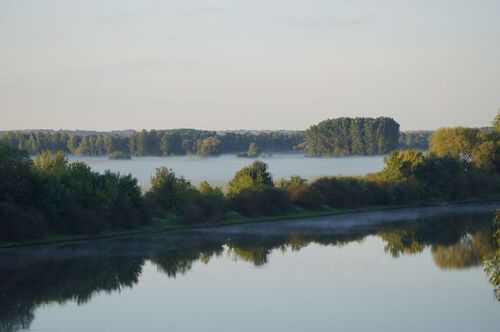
67 154 385 189
30 237 499 332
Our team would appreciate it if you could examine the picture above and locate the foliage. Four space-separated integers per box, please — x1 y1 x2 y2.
146 167 198 214
230 187 291 216
227 161 291 216
0 129 304 157
429 127 500 172
484 211 500 300
399 131 433 150
0 143 37 204
304 117 400 156
247 143 260 157
195 182 226 224
0 147 149 241
0 143 45 241
494 110 500 132
2 113 500 242
381 150 425 182
108 151 131 160
277 176 322 210
196 136 222 156
145 169 226 224
1 124 447 158
227 161 274 196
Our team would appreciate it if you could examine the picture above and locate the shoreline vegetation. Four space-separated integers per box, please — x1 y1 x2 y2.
0 199 497 249
1 113 500 246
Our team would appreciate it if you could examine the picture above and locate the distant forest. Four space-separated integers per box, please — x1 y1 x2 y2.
0 117 433 157
304 117 400 156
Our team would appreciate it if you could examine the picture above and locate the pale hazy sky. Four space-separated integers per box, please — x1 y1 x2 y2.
1 0 499 131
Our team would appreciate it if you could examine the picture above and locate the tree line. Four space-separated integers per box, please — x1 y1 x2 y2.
0 129 304 157
1 117 439 157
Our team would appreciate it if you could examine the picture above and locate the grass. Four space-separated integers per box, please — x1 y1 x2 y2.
0 198 497 249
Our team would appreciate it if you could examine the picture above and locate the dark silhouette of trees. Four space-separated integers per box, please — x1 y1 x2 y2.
0 146 150 241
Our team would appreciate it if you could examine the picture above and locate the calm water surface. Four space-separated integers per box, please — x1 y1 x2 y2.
68 154 385 188
1 203 499 332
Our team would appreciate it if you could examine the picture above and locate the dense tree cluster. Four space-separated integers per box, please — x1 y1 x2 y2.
0 146 149 242
0 129 304 157
0 131 131 156
430 127 499 172
304 117 400 156
227 161 291 216
145 168 226 224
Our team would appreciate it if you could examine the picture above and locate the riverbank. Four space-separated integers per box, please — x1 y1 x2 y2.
1 198 498 249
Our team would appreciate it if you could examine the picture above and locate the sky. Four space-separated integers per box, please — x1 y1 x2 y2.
1 0 499 131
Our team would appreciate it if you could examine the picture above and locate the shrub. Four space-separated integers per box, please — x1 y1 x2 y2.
145 167 198 214
227 161 273 196
230 187 291 216
0 201 46 241
287 184 323 210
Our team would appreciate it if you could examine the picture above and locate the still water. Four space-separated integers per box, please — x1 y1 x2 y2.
68 154 385 188
1 203 499 332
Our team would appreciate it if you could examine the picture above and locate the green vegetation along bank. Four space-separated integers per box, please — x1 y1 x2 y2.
0 117 437 157
1 112 500 244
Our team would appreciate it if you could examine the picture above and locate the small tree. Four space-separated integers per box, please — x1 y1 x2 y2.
34 151 68 171
146 167 198 214
196 136 221 156
196 181 226 223
247 143 260 157
227 161 273 195
380 150 424 181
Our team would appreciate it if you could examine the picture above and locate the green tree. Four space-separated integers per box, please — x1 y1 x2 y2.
304 117 400 156
146 167 198 214
381 150 425 181
429 127 483 163
195 182 226 223
34 151 68 171
196 136 221 156
227 161 273 195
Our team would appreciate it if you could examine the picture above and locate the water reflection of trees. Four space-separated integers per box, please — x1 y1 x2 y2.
433 232 493 269
0 256 144 332
0 212 498 331
484 211 500 300
378 216 495 270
